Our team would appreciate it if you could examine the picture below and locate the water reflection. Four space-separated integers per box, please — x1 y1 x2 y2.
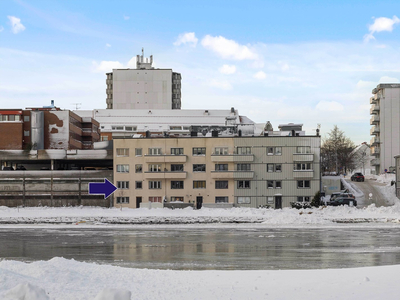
1 227 400 270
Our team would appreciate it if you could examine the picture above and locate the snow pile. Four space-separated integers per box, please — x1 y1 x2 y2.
341 178 364 198
3 283 49 300
1 258 400 300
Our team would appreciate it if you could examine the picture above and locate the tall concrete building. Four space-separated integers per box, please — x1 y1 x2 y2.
370 84 400 174
106 49 181 110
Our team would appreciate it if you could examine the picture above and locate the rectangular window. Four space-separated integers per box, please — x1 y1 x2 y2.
297 180 311 188
116 164 129 173
101 136 108 141
215 164 228 171
171 181 184 189
111 126 124 130
214 147 228 155
275 181 282 189
24 130 30 137
149 196 162 203
236 147 251 155
236 164 251 171
267 164 274 173
297 196 311 202
116 148 129 157
237 180 250 189
275 164 282 172
275 147 282 155
171 164 184 172
294 163 312 170
193 181 206 189
125 126 137 131
135 181 142 189
237 196 251 204
267 147 274 155
215 181 228 189
267 180 274 188
193 164 206 172
135 164 142 173
148 148 162 155
193 147 206 155
267 196 274 204
24 115 30 122
116 197 129 204
149 181 161 189
135 148 142 156
171 148 184 155
117 181 129 189
149 164 161 172
296 146 311 154
171 196 184 202
215 197 229 203
8 115 15 121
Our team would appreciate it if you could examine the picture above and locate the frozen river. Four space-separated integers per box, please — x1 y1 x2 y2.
2 226 400 270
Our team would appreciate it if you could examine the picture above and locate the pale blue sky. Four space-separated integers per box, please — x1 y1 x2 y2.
2 0 400 144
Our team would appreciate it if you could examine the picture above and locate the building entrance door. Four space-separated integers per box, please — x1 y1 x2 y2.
275 196 282 209
136 197 142 208
196 196 203 209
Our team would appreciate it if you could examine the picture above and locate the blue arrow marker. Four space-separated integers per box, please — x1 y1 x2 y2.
89 179 117 199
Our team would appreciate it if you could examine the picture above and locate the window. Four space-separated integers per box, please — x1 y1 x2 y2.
215 164 228 171
125 126 137 131
237 180 250 189
171 164 184 172
236 164 251 171
267 197 274 204
275 147 282 155
275 181 282 189
116 197 129 204
117 181 129 189
296 146 311 154
149 196 162 203
24 115 30 122
214 147 228 155
116 148 129 157
237 197 251 204
8 115 15 121
267 181 274 188
169 126 182 131
116 164 129 173
297 180 311 188
193 147 206 155
171 148 184 155
294 163 312 170
135 148 142 156
267 147 274 155
268 147 282 155
193 164 206 172
215 181 228 189
297 196 310 202
267 164 274 173
148 148 162 155
275 164 282 172
149 164 161 172
149 181 161 189
193 181 206 189
215 197 229 203
101 136 108 141
24 130 30 137
135 164 142 173
236 147 251 155
135 181 142 189
171 181 184 189
171 196 184 202
111 126 124 130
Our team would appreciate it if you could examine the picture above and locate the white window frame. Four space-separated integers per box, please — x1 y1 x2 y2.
135 148 142 156
116 148 129 157
149 181 162 189
214 147 228 155
193 181 206 189
171 148 184 155
148 148 162 155
117 181 129 189
116 197 129 204
237 196 251 204
116 164 129 173
149 164 161 172
237 180 250 189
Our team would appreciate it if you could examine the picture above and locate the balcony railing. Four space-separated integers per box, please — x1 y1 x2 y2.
370 115 380 125
293 170 314 178
211 154 254 162
210 171 234 179
371 147 380 156
371 158 380 166
144 171 187 179
144 155 187 163
370 126 380 135
371 137 380 146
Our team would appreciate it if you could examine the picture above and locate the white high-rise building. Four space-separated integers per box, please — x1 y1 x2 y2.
106 49 181 110
370 84 400 174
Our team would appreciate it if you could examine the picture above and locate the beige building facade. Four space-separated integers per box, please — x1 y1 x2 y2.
113 134 320 209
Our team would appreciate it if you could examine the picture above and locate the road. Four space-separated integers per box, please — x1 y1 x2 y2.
345 178 387 208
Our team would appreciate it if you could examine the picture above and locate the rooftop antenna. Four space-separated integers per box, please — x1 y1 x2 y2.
72 103 81 110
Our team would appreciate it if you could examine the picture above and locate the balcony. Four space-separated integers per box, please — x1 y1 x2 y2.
293 170 314 178
371 158 380 166
371 147 380 156
293 154 314 162
211 154 254 162
210 171 234 179
144 171 187 179
370 115 380 125
370 97 377 104
144 155 187 163
370 104 380 115
233 171 254 179
370 126 380 135
371 137 380 146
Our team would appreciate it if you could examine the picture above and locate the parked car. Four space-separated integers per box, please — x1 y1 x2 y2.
2 166 14 171
327 197 357 207
330 192 342 201
16 165 26 170
330 193 355 201
351 172 365 182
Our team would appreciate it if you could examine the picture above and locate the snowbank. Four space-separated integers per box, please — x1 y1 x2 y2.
1 258 399 300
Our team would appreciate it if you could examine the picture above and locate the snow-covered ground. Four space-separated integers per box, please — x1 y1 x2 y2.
1 174 399 299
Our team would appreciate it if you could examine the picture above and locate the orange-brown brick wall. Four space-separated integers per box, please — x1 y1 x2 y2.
0 123 23 149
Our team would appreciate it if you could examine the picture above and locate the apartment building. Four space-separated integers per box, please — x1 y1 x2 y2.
370 84 400 174
106 49 181 110
113 133 320 209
